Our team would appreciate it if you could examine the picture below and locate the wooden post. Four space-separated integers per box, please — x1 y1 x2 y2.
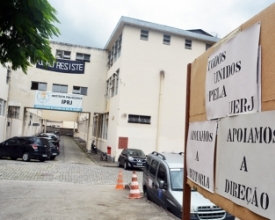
182 63 192 220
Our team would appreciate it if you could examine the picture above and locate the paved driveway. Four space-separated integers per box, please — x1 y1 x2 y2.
0 136 178 220
0 180 178 220
0 136 142 186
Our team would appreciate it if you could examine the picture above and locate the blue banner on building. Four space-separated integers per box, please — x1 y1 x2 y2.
36 59 85 74
34 91 83 112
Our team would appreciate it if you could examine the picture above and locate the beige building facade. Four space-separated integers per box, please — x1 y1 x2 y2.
1 17 218 160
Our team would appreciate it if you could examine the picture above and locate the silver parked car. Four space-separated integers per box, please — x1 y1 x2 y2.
143 151 234 219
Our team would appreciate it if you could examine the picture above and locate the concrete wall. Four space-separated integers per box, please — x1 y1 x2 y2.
108 25 210 159
0 65 9 142
7 43 108 140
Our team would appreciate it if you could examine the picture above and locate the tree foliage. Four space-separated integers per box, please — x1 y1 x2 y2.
0 0 60 73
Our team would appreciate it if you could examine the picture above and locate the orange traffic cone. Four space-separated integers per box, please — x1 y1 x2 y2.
115 170 124 190
127 171 142 199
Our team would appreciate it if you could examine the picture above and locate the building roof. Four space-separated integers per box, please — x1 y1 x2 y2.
186 29 214 37
105 16 220 49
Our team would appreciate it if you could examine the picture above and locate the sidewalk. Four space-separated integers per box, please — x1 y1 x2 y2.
73 137 118 167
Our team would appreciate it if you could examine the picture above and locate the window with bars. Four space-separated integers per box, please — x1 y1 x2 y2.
102 113 109 140
31 82 47 91
115 70 119 95
163 34 171 45
108 34 122 68
92 113 108 139
72 86 87 95
92 116 98 136
56 50 71 59
185 39 192 49
140 30 149 40
76 53 90 62
128 114 151 124
52 84 68 93
8 106 20 119
0 99 6 116
106 70 119 99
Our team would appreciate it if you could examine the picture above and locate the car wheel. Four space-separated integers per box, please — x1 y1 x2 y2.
39 158 46 162
10 157 17 160
144 187 151 201
22 152 30 162
124 161 128 170
50 156 56 160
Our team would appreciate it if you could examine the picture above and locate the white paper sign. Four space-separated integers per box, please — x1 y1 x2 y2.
216 111 275 219
187 121 217 193
34 91 83 112
206 23 261 120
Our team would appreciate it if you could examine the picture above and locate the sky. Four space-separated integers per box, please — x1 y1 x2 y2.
48 0 275 49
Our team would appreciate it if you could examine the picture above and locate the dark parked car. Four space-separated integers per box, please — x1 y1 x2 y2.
118 148 146 170
0 136 51 162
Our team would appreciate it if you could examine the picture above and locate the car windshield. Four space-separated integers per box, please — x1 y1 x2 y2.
127 150 145 157
170 168 183 191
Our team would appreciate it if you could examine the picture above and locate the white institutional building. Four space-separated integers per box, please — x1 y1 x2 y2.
0 17 218 160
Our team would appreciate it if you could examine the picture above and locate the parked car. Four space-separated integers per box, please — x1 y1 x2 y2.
37 133 59 148
143 151 235 219
118 148 146 170
39 133 60 141
0 136 51 162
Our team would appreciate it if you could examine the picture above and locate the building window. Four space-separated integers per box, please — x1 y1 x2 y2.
56 50 71 59
76 53 90 62
185 39 192 49
111 76 115 97
31 82 47 91
206 44 212 50
92 114 107 138
92 115 98 136
8 106 20 119
102 113 109 140
115 70 119 95
72 86 87 95
52 84 68 93
140 30 149 40
128 115 151 124
163 34 171 45
107 70 119 99
0 99 6 116
108 34 122 68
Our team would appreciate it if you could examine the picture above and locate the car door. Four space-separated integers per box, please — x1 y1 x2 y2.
155 164 168 208
0 140 10 157
3 138 18 157
147 159 159 203
13 138 26 158
119 149 127 165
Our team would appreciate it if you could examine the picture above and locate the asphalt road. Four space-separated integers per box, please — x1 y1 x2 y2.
0 136 178 220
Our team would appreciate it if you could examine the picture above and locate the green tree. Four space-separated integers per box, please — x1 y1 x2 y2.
0 0 60 73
